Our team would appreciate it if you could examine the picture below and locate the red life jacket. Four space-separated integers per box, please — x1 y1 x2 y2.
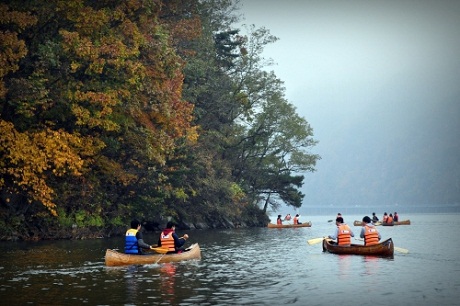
364 225 380 245
293 216 299 224
277 218 282 225
337 224 352 245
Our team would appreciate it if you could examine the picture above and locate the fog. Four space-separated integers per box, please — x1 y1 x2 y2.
238 0 460 212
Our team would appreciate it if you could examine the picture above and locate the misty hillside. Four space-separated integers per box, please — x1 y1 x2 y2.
302 74 460 208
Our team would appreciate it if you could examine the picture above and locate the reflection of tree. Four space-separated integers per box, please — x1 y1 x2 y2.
125 266 141 304
160 263 177 305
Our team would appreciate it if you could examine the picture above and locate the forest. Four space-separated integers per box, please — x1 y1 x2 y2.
0 0 319 240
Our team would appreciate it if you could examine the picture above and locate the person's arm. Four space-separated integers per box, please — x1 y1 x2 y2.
328 228 338 239
136 232 151 249
172 232 186 248
359 227 365 239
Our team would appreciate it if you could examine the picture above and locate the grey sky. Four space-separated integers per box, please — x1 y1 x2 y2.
238 0 460 209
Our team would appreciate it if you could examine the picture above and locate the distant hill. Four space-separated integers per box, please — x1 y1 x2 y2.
301 72 460 208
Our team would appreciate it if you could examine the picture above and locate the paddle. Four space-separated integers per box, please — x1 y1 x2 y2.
307 237 328 245
394 246 409 254
354 238 409 253
150 247 169 254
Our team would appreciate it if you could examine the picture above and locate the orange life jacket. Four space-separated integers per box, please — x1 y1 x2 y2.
386 216 394 224
383 215 388 222
277 218 282 225
293 216 299 224
160 230 176 252
337 224 352 245
364 225 380 245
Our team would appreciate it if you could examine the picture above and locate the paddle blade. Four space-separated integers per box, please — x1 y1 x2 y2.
307 237 325 245
394 246 409 254
151 247 169 254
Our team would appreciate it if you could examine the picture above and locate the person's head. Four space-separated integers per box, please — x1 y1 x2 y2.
389 213 393 217
295 214 299 217
337 213 342 216
336 217 344 224
166 221 176 229
394 212 397 214
130 219 141 229
384 212 387 215
362 216 371 224
278 215 281 218
372 212 376 216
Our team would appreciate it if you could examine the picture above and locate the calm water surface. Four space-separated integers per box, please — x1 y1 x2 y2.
1 214 459 305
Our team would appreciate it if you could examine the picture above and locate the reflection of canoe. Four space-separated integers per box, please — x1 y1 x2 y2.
267 222 312 228
322 238 394 257
353 220 410 226
105 243 201 266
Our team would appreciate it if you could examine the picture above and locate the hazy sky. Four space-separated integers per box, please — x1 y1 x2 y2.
237 0 460 209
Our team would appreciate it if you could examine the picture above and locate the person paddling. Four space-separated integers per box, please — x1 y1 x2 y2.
328 217 354 246
277 215 283 225
293 214 302 225
125 219 155 255
360 216 381 246
158 222 190 253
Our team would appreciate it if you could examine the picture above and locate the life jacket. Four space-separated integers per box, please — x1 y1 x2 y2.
337 224 352 245
364 225 380 246
394 214 399 222
277 218 282 225
125 228 139 254
293 216 299 224
386 216 394 224
160 230 176 252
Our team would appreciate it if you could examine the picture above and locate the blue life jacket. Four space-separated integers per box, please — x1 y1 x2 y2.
125 228 139 254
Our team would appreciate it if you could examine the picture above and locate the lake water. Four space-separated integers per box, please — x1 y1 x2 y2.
1 214 459 305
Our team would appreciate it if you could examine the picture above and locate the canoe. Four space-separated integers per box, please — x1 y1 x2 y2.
322 238 394 257
105 243 201 266
267 222 312 228
382 220 411 226
353 220 410 226
353 220 382 226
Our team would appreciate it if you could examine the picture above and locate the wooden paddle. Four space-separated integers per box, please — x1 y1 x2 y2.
150 247 169 254
307 237 328 245
354 238 409 253
394 246 409 254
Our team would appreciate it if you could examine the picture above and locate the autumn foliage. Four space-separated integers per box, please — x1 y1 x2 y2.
0 0 319 240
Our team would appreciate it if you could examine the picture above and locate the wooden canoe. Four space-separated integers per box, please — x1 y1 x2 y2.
267 222 312 228
353 220 410 226
382 219 411 226
322 238 394 257
105 243 201 266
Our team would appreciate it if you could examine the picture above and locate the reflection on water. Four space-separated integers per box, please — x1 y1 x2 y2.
1 214 459 305
160 263 177 304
